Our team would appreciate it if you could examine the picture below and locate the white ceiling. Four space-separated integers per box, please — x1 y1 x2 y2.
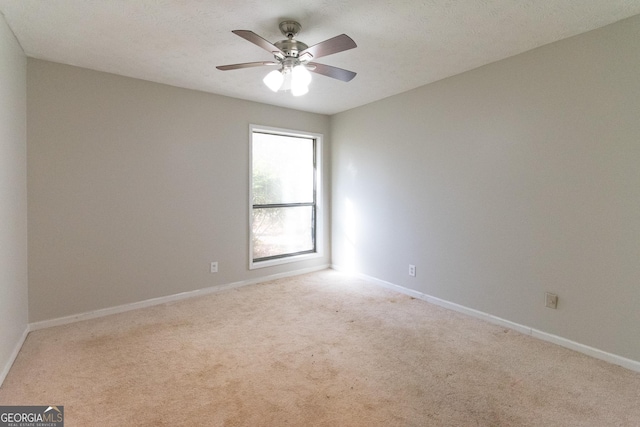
1 1 639 115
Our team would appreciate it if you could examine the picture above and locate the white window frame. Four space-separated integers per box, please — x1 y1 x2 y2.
249 124 323 270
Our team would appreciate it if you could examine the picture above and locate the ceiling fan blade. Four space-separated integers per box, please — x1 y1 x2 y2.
232 30 285 57
299 34 356 60
308 62 356 82
216 61 279 71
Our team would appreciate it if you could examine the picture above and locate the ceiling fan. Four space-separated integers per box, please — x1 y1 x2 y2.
216 20 357 96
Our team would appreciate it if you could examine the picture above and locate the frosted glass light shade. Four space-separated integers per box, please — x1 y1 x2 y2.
264 66 311 95
292 65 312 87
291 84 309 96
280 70 292 91
263 70 284 92
291 65 311 96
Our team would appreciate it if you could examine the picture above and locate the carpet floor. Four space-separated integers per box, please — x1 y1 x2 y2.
1 269 639 426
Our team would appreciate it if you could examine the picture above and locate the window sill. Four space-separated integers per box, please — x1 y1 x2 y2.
249 251 323 270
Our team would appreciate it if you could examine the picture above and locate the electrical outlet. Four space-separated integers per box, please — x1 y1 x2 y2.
409 264 416 277
545 292 558 309
210 262 218 273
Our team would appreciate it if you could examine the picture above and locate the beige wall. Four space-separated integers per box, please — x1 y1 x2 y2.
0 14 28 381
27 60 331 322
332 15 640 362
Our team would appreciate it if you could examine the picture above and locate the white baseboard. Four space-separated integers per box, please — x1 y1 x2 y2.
30 264 330 332
18 263 639 381
331 265 640 373
0 326 29 388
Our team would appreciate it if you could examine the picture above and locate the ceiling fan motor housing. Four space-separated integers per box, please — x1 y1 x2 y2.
275 39 309 58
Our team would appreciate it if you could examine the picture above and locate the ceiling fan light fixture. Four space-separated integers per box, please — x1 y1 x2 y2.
263 69 284 92
291 65 311 96
221 21 356 97
291 83 309 97
216 20 357 96
280 69 292 91
292 65 312 87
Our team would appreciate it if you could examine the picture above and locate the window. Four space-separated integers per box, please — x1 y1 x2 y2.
250 125 322 269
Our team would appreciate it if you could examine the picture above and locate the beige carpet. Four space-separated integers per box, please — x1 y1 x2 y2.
1 270 639 426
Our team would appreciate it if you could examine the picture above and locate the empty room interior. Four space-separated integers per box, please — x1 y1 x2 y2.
1 1 640 425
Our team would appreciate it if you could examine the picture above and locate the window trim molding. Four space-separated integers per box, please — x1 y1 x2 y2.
249 124 324 270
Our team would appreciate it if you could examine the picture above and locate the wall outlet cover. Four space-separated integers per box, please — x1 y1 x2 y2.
409 264 416 277
545 292 558 309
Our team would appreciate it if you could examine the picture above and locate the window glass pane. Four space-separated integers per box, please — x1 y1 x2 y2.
252 206 314 259
252 133 314 205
